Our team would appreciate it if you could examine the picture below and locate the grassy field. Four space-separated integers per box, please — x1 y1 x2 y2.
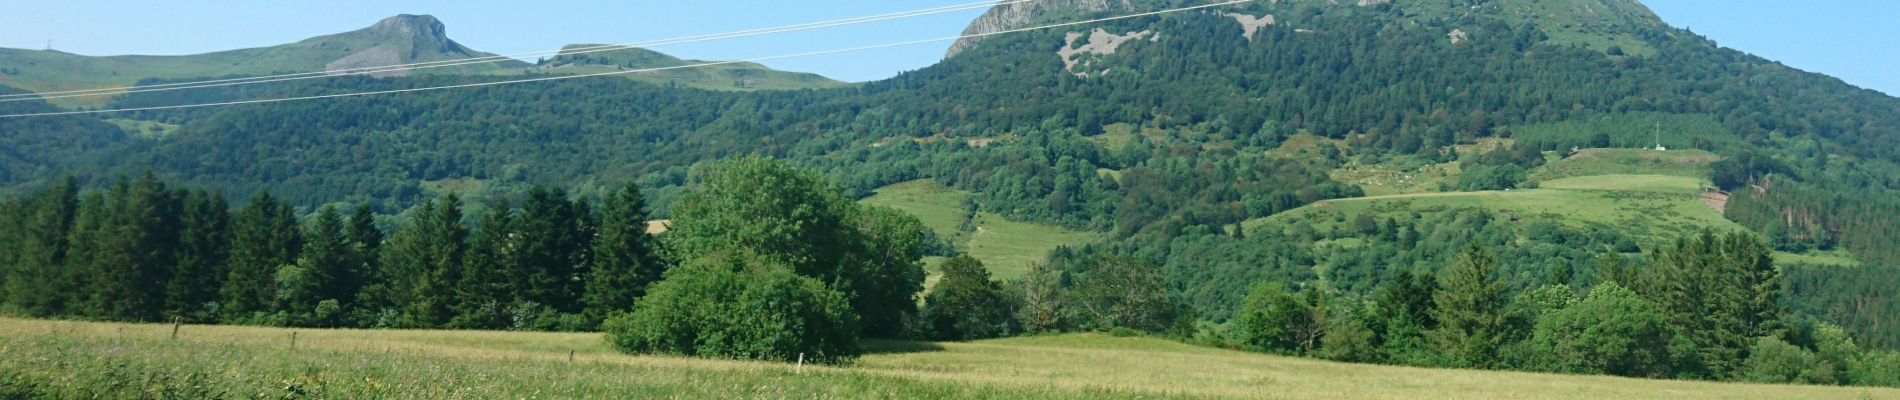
3 317 1893 399
963 212 1096 281
861 180 1096 281
1331 158 1461 197
1246 173 1859 266
1530 148 1721 182
1539 174 1709 194
516 45 849 92
861 179 971 240
1249 174 1740 243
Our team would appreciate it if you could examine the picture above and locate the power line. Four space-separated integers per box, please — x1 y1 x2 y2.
0 0 1029 102
0 0 1253 119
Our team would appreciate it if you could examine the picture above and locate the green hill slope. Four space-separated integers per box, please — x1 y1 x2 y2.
0 15 529 108
530 44 849 91
861 180 1095 281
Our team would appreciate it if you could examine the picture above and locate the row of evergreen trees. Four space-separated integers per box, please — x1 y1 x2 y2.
0 172 665 331
0 159 941 364
1227 234 1900 387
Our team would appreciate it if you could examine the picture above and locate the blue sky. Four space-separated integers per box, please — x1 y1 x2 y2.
1 0 1894 96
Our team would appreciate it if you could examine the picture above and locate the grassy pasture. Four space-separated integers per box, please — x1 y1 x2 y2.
3 317 1893 399
1245 173 1727 240
1246 173 1856 265
861 180 1096 281
1531 148 1721 182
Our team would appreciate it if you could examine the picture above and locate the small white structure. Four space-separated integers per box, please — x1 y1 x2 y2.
1651 121 1667 151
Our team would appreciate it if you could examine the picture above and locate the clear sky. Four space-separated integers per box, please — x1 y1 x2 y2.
1 0 1894 96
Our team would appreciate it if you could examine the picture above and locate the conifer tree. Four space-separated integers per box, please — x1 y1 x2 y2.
1648 231 1783 379
221 192 303 322
582 183 663 324
1 177 78 316
346 204 388 320
385 195 466 328
281 205 352 326
84 173 181 321
516 186 588 313
1429 244 1517 369
455 200 517 329
167 189 230 321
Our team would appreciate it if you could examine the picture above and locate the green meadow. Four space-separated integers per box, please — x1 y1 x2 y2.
3 318 1892 399
862 180 1096 281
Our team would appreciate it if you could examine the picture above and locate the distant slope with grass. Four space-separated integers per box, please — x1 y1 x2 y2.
4 318 1891 399
0 15 528 108
862 180 1095 281
1531 148 1722 182
1247 171 1857 267
529 45 849 91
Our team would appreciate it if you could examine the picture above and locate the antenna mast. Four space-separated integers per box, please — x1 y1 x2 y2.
1653 121 1664 151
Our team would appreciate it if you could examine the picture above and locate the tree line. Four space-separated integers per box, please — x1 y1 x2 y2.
0 172 662 330
1216 233 1900 387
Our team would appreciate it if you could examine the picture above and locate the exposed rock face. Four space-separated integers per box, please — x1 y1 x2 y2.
1227 13 1277 42
366 15 469 57
945 0 1137 58
324 14 478 77
1058 29 1154 73
1448 28 1469 44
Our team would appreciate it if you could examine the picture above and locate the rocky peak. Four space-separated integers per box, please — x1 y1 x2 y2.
945 0 1140 59
364 14 464 54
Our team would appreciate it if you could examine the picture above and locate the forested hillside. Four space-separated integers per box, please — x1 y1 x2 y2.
4 0 1900 387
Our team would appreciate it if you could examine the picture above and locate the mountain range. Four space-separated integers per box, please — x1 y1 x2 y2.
0 14 845 108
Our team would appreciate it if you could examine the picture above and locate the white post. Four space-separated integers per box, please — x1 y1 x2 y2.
796 353 805 374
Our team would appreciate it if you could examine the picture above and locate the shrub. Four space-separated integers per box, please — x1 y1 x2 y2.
1851 351 1900 388
921 256 1018 340
1741 337 1821 384
1521 283 1673 378
603 251 859 364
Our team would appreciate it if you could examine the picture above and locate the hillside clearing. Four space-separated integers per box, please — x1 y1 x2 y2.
1 318 1890 399
862 180 1096 281
1531 148 1721 182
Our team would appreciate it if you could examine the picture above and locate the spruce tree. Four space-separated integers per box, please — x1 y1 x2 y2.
1429 244 1517 369
455 200 517 329
1649 231 1783 379
282 205 352 326
516 186 587 313
346 204 389 321
167 189 230 321
62 192 112 318
221 192 302 323
385 195 467 328
1 177 78 316
84 173 181 321
582 183 663 325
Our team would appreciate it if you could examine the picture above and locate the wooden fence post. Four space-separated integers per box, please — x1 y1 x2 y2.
291 331 297 349
170 317 181 340
569 350 575 363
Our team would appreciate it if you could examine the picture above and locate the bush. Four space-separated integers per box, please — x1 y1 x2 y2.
1741 337 1821 384
1234 282 1323 355
921 256 1018 340
602 251 859 364
1521 283 1673 378
1851 351 1900 387
1456 164 1527 191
